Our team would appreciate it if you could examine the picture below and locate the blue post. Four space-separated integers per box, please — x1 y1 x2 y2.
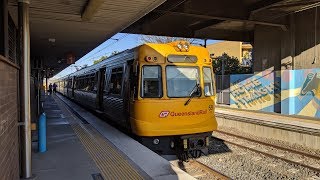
38 113 47 153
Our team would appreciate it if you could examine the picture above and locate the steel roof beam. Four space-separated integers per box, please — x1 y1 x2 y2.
250 0 320 20
248 0 285 20
155 10 288 31
81 0 104 21
249 0 284 13
188 19 224 31
268 0 320 10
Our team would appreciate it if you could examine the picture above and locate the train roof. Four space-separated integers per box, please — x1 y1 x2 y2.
61 47 137 79
58 41 209 80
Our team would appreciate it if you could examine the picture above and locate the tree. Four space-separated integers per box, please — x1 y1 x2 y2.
213 53 252 75
74 64 88 71
111 51 119 55
93 56 107 64
139 35 194 44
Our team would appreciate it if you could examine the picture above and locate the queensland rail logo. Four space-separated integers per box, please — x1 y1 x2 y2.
159 110 207 118
159 111 170 118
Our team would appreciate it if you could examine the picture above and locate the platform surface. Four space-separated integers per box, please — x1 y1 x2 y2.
32 93 195 180
32 95 101 180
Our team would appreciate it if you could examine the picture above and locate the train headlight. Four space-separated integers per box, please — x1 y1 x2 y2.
183 43 189 51
177 43 183 50
153 138 160 145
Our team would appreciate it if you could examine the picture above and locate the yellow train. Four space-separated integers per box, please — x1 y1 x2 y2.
56 41 217 159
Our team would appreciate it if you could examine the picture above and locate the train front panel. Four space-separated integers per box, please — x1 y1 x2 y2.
129 41 217 155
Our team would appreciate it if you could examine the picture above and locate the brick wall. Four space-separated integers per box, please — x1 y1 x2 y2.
0 56 19 180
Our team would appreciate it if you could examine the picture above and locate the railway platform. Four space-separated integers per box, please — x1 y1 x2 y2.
31 93 195 180
215 106 320 150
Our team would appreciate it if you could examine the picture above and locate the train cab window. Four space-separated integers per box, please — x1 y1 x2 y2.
109 67 123 95
166 66 200 97
141 66 162 98
203 67 214 96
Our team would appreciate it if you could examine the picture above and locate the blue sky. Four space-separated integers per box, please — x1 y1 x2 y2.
52 33 219 79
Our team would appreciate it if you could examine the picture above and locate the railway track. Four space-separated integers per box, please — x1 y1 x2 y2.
172 159 231 180
216 130 320 160
213 130 320 173
190 160 231 180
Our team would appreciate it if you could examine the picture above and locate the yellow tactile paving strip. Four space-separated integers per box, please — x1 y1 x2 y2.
72 124 144 180
52 95 144 180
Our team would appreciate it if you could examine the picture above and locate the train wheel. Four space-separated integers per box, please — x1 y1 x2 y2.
177 151 189 161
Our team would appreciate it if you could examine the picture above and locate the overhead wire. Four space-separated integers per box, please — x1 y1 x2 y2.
54 33 130 79
78 33 130 64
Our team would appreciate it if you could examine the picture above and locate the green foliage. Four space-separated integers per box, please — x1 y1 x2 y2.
111 51 119 55
93 51 120 65
139 35 193 43
213 53 252 75
93 56 107 64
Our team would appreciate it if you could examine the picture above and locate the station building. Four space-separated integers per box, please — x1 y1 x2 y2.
206 41 253 66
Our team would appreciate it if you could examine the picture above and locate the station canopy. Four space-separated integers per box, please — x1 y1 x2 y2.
123 0 320 41
7 0 320 77
7 0 165 76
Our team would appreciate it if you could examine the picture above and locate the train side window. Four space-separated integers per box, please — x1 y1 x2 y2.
203 67 214 96
75 77 80 90
87 73 96 92
109 67 123 95
78 73 96 92
141 66 162 98
75 76 86 91
67 79 72 88
75 77 81 90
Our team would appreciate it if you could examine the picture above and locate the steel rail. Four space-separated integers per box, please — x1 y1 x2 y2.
216 130 320 160
217 135 320 173
189 160 231 180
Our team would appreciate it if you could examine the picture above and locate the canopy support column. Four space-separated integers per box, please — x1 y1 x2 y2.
18 0 32 178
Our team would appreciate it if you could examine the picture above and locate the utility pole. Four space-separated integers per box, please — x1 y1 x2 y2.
220 57 225 103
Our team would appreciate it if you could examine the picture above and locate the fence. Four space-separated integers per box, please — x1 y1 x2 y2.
215 75 230 105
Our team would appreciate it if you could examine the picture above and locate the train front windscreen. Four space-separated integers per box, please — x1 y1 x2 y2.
141 65 215 99
166 66 200 98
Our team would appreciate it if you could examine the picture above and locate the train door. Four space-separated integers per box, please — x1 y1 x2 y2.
123 63 131 114
129 62 139 120
64 79 67 95
96 67 106 110
67 78 71 97
103 65 126 125
71 76 75 98
123 61 134 130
